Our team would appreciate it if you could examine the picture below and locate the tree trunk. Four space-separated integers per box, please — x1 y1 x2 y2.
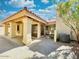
77 31 79 43
72 31 79 59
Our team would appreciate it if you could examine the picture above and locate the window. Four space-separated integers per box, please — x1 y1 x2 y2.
17 25 19 32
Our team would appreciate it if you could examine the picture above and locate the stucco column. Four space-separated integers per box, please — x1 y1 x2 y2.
23 17 32 45
20 23 23 36
44 26 46 36
9 22 16 37
54 30 57 42
37 23 41 38
4 24 8 36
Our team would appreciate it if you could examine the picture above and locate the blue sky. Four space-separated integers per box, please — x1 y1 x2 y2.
0 0 61 20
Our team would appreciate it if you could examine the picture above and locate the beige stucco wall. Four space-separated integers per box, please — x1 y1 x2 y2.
56 19 71 34
56 18 77 40
0 26 4 35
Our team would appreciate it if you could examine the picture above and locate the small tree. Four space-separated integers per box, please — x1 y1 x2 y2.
57 0 79 56
57 0 79 43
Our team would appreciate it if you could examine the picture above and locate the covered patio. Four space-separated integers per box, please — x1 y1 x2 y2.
3 16 46 45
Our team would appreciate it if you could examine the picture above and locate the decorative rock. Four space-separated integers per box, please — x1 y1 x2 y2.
48 46 77 59
57 46 73 50
48 51 59 59
67 52 77 59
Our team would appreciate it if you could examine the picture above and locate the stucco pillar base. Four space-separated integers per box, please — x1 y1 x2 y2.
23 39 32 45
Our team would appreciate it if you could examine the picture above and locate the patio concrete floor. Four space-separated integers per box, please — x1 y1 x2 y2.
28 37 70 55
0 36 21 53
0 35 70 55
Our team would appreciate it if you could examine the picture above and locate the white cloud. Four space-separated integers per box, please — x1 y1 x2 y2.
0 9 6 15
4 11 16 17
36 12 54 20
30 5 57 20
29 9 36 11
32 10 54 20
46 4 57 10
8 0 35 8
26 0 36 8
41 0 49 3
0 11 16 20
38 5 57 13
39 9 50 13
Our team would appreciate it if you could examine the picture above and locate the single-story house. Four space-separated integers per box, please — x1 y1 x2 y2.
1 7 56 45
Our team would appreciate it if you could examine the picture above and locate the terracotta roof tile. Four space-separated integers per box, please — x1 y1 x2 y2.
47 19 56 25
